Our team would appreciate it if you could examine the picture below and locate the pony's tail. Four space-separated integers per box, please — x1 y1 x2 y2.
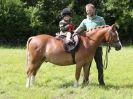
26 37 33 69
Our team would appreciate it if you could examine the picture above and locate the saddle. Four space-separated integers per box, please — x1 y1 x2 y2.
56 32 80 53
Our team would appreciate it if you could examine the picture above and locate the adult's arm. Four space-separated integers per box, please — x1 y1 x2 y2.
74 20 86 34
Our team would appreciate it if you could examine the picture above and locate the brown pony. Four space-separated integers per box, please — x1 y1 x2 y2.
25 24 122 88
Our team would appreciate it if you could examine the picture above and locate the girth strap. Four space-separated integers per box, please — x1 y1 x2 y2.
71 50 76 64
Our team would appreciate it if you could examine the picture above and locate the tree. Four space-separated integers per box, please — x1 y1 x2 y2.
103 0 133 41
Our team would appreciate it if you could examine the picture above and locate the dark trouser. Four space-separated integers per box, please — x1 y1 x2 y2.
94 47 105 85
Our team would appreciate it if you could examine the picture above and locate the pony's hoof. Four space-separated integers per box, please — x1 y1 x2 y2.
26 84 30 88
82 81 89 86
73 82 79 88
73 84 78 88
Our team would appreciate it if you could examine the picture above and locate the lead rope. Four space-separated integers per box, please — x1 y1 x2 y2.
104 45 111 69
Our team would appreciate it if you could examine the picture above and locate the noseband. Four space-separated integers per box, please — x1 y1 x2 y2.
112 40 120 43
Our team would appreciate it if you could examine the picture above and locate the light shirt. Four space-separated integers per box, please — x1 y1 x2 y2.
75 15 106 31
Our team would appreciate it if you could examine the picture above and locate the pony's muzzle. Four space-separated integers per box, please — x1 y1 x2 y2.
115 41 122 51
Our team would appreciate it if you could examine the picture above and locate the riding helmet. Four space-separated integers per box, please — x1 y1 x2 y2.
61 7 72 17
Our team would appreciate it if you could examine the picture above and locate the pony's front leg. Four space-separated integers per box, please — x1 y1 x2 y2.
82 62 91 85
74 65 82 87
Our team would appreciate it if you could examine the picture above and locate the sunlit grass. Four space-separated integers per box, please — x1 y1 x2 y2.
0 46 133 99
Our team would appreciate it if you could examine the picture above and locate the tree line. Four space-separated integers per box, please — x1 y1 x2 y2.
0 0 132 45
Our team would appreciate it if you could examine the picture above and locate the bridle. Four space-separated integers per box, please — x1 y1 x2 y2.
107 27 120 45
103 27 120 69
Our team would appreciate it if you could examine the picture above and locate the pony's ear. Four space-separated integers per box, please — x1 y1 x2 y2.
111 24 117 31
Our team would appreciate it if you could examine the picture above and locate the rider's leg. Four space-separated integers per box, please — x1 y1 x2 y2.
66 32 72 42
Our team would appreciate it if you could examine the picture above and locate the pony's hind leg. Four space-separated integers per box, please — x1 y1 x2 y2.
26 63 36 88
26 58 43 88
26 37 45 88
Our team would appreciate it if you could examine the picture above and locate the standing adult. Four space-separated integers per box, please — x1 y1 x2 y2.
75 3 106 85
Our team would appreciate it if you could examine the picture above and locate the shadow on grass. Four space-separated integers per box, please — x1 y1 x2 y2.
104 84 133 90
35 76 74 88
59 81 133 89
90 83 133 90
59 81 74 88
34 80 133 90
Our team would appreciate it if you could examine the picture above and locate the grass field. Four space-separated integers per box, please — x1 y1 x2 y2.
0 45 133 99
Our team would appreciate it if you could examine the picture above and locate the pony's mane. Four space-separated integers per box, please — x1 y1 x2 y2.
86 25 110 32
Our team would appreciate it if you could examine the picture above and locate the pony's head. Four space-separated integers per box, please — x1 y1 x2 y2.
105 24 122 51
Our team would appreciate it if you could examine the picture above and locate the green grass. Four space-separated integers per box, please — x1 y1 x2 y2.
0 46 133 99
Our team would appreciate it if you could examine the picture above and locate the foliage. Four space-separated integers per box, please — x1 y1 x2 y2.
0 0 32 44
103 0 133 41
0 0 132 44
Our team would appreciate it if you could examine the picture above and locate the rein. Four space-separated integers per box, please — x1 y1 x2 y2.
103 45 111 69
